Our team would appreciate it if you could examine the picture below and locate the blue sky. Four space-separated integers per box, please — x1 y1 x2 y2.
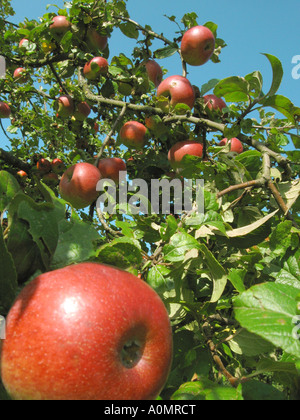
9 0 300 106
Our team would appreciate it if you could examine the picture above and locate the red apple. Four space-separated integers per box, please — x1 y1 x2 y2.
0 262 172 400
56 95 74 118
144 60 163 88
74 101 91 121
59 162 101 209
51 158 66 174
50 15 71 35
97 158 127 183
83 57 109 80
181 25 215 66
219 137 244 154
19 38 29 49
157 75 195 111
203 94 226 112
168 140 203 168
0 102 11 118
87 28 108 51
120 121 147 149
36 158 51 174
13 67 29 84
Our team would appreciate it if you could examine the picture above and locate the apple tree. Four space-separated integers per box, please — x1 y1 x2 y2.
1 0 300 401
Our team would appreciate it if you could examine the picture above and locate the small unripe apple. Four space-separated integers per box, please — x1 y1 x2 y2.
0 262 173 400
36 158 51 174
74 102 91 121
120 121 147 149
144 60 163 88
59 162 102 209
50 15 71 35
13 67 29 84
0 102 11 118
87 28 108 51
56 95 74 118
97 158 127 183
157 75 195 111
219 138 244 154
168 140 203 168
83 57 109 80
181 25 215 66
203 94 226 112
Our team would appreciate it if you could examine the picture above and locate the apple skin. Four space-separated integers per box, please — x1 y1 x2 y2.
97 158 126 184
74 101 91 121
87 28 108 51
50 15 71 35
144 60 163 88
56 95 74 118
219 137 244 154
36 158 51 174
157 75 195 111
0 262 173 400
0 102 11 118
181 25 215 66
168 140 203 168
120 121 147 149
83 57 109 80
17 170 28 179
59 162 101 209
203 94 226 112
13 68 29 84
51 158 66 174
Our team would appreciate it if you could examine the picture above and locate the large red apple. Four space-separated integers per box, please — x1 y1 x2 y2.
157 75 195 111
120 121 147 149
219 137 244 154
83 57 109 80
56 95 74 118
97 157 127 184
59 162 101 209
181 25 215 66
203 94 226 112
50 15 71 35
168 140 203 168
0 102 11 118
144 60 163 88
0 262 173 400
87 29 108 51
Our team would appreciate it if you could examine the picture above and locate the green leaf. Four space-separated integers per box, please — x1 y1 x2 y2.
163 231 199 262
0 225 18 314
262 53 283 97
199 243 227 302
262 94 298 122
200 78 220 96
234 283 300 358
171 379 243 401
242 380 285 401
0 170 21 212
118 22 139 39
214 76 250 102
147 265 173 292
154 44 178 59
244 71 263 99
229 329 274 356
96 237 142 269
51 217 100 270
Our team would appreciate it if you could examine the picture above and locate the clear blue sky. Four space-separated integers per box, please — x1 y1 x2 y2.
4 0 299 148
9 0 300 106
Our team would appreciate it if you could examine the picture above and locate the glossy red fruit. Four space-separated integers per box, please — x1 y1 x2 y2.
144 60 163 88
181 25 215 66
120 121 147 149
97 158 127 184
219 138 244 154
59 162 101 209
83 57 109 80
168 140 203 168
0 102 11 118
50 15 71 35
0 262 173 400
203 94 227 112
157 75 195 111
